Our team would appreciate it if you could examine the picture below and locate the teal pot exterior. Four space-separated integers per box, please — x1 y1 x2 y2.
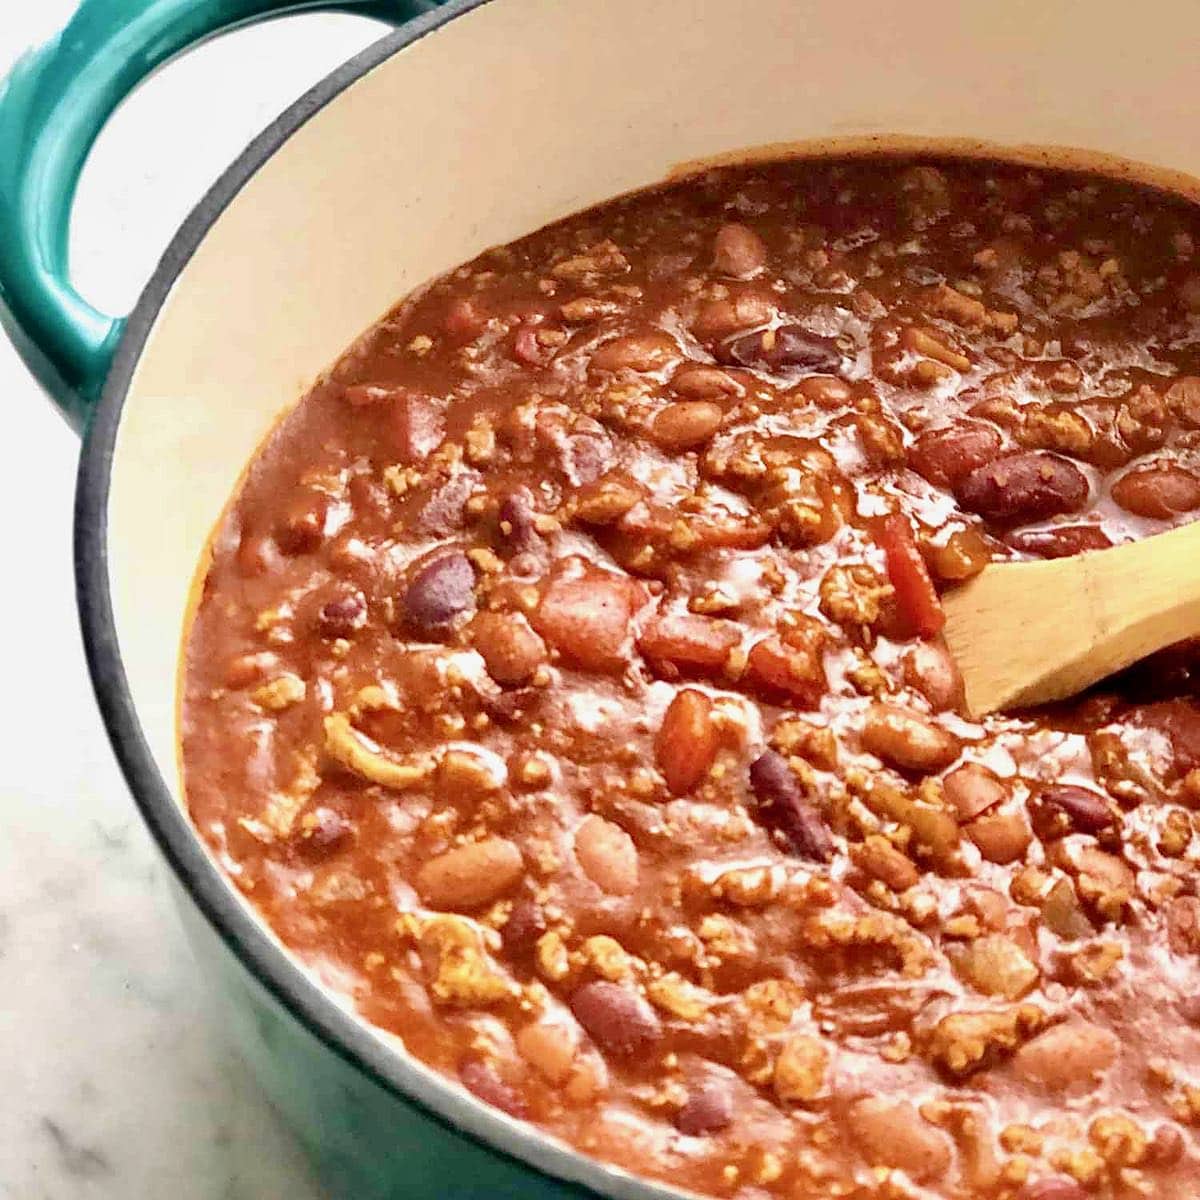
171 885 592 1199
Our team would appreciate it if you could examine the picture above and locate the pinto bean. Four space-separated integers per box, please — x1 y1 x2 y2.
670 364 744 399
1111 463 1200 519
416 837 523 910
744 636 826 708
591 331 680 374
533 564 643 673
516 1019 579 1085
967 805 1032 864
570 981 662 1056
692 292 774 341
650 401 724 450
955 451 1089 523
847 1097 952 1181
574 815 639 895
1010 1022 1118 1092
944 763 1008 822
797 376 853 408
638 611 740 678
712 223 767 278
902 639 964 711
471 612 547 686
909 421 1002 488
656 690 719 795
861 704 961 773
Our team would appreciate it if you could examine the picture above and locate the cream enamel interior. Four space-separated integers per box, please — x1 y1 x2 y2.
109 0 1200 894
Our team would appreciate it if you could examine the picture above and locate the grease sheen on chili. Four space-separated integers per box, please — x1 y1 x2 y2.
182 156 1200 1200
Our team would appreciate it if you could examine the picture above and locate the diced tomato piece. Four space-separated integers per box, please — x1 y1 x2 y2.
879 514 945 639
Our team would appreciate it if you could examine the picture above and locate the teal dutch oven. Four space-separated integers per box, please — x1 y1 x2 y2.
4 0 1200 1195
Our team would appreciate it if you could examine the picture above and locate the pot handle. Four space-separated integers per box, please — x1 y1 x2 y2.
0 0 438 433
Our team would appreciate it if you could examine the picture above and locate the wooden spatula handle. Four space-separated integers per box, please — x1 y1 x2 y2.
946 519 1200 716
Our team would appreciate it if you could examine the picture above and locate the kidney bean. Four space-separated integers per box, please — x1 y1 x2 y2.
295 807 355 858
656 689 719 795
591 331 680 374
902 639 964 712
748 751 834 862
318 590 368 639
459 1059 527 1118
1031 784 1116 837
878 514 945 638
676 1079 734 1135
861 704 960 773
638 612 740 678
717 324 842 375
443 298 483 339
1167 375 1200 427
1010 1022 1118 1092
574 815 640 895
944 763 1008 822
471 612 547 687
909 421 1002 488
744 636 826 708
1147 1123 1186 1166
502 896 547 958
1016 1179 1089 1200
955 451 1089 523
967 806 1032 864
1006 524 1113 558
416 837 523 910
533 565 643 673
404 551 476 636
512 323 554 367
670 364 744 399
570 981 662 1057
276 493 331 555
650 401 724 450
847 1097 952 1181
498 487 539 549
1110 463 1200 519
712 222 767 278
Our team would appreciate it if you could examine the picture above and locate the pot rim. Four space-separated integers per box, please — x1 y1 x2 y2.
73 3 680 1196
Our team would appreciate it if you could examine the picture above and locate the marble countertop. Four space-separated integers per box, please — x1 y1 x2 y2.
1 8 391 1197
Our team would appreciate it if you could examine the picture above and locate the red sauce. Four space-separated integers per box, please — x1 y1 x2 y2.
182 156 1200 1198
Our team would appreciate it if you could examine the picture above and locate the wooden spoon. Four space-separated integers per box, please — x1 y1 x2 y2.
942 520 1200 718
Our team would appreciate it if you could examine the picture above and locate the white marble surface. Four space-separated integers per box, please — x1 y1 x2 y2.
1 8 394 1197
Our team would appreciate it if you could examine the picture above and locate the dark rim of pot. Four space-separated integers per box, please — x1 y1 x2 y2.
73 3 683 1197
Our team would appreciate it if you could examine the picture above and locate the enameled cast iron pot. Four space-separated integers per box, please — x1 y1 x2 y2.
4 1 1200 1195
